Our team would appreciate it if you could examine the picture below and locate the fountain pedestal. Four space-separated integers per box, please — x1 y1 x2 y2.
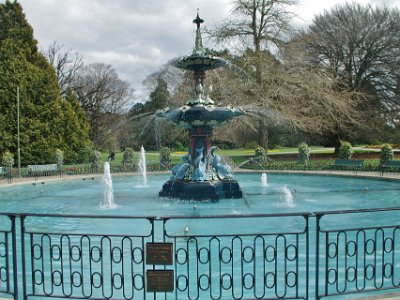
159 179 242 201
157 12 243 200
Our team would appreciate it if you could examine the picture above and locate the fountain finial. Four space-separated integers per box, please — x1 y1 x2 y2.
173 10 226 72
193 10 205 55
193 9 204 29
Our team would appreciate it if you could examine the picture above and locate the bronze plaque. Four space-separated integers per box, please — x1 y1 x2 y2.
146 243 173 265
146 270 174 292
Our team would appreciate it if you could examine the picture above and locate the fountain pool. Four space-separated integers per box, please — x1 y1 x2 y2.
1 172 399 216
1 172 399 300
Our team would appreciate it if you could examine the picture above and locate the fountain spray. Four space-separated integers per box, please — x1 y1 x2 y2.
138 145 148 187
101 162 116 209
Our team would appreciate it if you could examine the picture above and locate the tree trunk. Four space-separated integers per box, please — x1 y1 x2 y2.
333 137 341 156
258 117 268 150
326 133 341 156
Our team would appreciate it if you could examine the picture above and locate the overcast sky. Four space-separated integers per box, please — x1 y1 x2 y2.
14 0 400 100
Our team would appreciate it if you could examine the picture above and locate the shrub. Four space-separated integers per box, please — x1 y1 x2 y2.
245 141 258 149
255 146 266 157
254 146 267 163
172 141 185 151
91 150 101 171
54 149 64 166
2 150 14 168
380 144 393 165
298 142 310 166
338 141 353 159
121 147 134 170
73 149 91 164
159 147 171 165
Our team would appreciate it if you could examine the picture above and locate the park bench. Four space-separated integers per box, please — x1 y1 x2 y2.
380 160 400 175
331 159 364 174
28 164 59 178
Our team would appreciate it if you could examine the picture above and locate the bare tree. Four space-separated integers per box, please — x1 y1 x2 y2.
43 41 83 96
300 3 400 125
210 0 297 52
207 46 368 147
208 0 298 149
72 63 134 148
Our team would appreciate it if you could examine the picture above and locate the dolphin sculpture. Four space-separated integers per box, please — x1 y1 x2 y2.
210 146 233 179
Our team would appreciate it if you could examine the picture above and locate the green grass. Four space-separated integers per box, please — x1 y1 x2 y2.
60 146 385 174
101 151 182 168
100 147 378 162
102 147 372 166
9 147 386 178
214 147 335 156
243 159 382 171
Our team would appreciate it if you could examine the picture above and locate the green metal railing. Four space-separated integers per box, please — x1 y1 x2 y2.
0 208 399 299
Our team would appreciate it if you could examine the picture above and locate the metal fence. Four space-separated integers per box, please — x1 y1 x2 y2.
0 208 399 299
0 162 171 183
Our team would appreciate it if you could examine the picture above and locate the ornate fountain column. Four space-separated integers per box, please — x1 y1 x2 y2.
157 12 244 200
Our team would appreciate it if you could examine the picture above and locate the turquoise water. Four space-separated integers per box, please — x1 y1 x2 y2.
0 173 399 216
1 173 399 300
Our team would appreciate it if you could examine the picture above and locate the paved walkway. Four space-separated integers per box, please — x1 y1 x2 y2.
0 174 94 186
0 171 176 186
353 292 400 299
237 169 400 180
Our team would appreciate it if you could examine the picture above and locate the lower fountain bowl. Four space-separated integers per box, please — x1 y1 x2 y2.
159 179 243 201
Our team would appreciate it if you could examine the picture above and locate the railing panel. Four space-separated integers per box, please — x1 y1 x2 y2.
165 215 309 300
0 210 398 299
0 215 13 298
317 209 400 299
21 215 153 300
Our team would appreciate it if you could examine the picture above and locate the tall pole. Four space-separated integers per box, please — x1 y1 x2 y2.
17 86 21 178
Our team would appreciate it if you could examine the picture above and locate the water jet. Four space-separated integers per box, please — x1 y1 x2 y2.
138 145 148 187
101 161 116 209
261 172 268 186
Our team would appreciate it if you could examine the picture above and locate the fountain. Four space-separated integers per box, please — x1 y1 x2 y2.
280 185 294 208
261 172 268 186
138 145 148 187
0 9 399 300
157 13 244 200
101 161 116 209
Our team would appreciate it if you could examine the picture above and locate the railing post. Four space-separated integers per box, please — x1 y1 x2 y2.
10 215 18 300
314 213 322 300
20 215 26 300
304 214 309 300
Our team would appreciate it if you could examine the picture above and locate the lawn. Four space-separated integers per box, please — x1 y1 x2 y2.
100 146 381 166
5 145 390 179
57 145 385 175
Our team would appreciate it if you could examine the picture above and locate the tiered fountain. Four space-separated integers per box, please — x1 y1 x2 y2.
157 13 244 200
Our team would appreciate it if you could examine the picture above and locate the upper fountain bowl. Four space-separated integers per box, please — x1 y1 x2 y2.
173 54 227 72
156 104 244 129
173 11 227 73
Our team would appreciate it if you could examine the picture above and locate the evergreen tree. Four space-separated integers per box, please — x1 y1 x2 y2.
145 77 170 112
61 89 92 163
0 1 92 163
130 77 173 150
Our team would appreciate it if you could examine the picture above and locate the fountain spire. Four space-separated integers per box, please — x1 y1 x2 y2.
193 10 205 55
173 12 227 74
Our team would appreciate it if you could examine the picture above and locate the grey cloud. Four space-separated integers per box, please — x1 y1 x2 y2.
17 0 400 99
371 0 398 6
19 0 229 98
